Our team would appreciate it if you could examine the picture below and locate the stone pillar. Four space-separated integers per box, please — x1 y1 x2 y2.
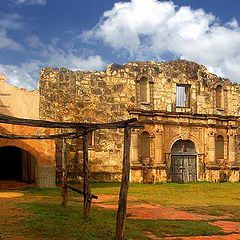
154 128 164 165
130 129 139 165
37 164 56 188
228 129 236 163
208 129 216 163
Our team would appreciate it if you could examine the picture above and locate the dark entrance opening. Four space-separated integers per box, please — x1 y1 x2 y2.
0 146 36 183
171 140 197 183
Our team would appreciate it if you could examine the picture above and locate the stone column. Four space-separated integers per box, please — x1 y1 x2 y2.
154 128 164 165
130 129 139 165
208 129 216 163
228 129 236 163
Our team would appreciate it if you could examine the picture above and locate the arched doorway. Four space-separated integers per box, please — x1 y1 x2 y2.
0 146 36 183
171 140 197 183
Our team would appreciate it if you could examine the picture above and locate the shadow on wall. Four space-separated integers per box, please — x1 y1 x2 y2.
0 98 12 117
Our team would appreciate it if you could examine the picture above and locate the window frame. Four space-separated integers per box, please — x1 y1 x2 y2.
176 84 191 108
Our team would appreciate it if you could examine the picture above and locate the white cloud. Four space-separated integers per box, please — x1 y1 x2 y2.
46 46 107 71
0 13 23 50
0 62 40 90
0 13 23 30
10 0 47 5
0 43 107 90
83 0 240 82
0 29 23 50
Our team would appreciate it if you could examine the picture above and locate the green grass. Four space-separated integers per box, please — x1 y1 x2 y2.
1 182 239 239
132 219 224 237
18 202 147 240
17 202 223 240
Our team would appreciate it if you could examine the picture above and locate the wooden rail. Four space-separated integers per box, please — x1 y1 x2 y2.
0 114 143 240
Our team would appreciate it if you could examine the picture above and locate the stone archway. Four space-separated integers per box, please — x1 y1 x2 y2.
0 146 37 183
171 139 197 183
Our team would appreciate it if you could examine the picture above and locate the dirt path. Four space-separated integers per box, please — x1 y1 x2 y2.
1 192 240 240
94 194 223 220
94 194 240 240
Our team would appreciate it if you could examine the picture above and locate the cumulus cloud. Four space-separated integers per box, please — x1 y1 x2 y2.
46 46 107 71
83 0 240 82
0 42 106 90
10 0 47 5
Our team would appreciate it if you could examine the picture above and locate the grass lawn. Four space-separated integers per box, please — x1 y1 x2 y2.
0 182 239 239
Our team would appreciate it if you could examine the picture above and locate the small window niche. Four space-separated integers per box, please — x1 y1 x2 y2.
140 131 151 159
176 84 190 108
215 135 224 160
216 85 224 110
139 77 150 104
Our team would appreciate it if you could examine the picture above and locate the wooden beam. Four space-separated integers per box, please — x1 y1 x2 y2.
0 131 81 140
115 126 131 240
61 138 68 207
66 184 98 199
83 131 91 218
0 113 139 129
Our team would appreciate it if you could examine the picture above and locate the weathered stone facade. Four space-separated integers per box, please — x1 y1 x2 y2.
40 60 240 183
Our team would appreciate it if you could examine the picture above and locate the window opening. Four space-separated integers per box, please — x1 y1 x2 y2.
215 135 224 159
139 77 149 103
216 85 223 109
176 84 190 107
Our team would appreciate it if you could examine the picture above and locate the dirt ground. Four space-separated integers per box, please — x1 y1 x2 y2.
0 188 240 240
95 194 240 240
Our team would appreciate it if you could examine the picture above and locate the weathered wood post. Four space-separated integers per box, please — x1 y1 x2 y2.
115 126 131 240
83 131 92 218
61 137 68 207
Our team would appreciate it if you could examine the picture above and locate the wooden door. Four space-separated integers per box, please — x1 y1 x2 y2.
171 140 197 183
172 155 197 183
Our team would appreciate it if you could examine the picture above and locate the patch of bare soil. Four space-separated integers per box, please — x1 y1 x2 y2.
162 234 240 240
210 221 240 233
95 194 240 239
94 194 223 220
146 222 240 240
0 180 35 190
0 192 24 198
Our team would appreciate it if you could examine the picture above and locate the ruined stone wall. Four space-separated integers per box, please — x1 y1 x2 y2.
39 60 240 183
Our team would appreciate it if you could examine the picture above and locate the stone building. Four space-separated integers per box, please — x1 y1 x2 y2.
40 60 240 183
0 75 55 187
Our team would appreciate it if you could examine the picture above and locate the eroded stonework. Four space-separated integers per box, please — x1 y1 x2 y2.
40 60 240 183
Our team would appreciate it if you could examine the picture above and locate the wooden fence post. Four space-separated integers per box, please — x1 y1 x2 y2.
115 126 131 240
61 138 68 207
83 131 91 218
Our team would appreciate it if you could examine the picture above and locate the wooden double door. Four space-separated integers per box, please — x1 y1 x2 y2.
171 140 197 183
171 154 197 183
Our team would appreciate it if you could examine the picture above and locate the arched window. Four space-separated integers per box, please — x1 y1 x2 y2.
215 135 224 159
139 77 149 103
140 131 150 158
216 85 223 109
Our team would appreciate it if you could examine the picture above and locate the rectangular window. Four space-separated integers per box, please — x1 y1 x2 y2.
176 84 190 108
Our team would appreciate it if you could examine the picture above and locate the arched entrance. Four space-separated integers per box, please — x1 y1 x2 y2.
0 146 36 183
171 140 197 183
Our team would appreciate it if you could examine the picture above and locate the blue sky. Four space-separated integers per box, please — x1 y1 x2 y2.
0 0 240 89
